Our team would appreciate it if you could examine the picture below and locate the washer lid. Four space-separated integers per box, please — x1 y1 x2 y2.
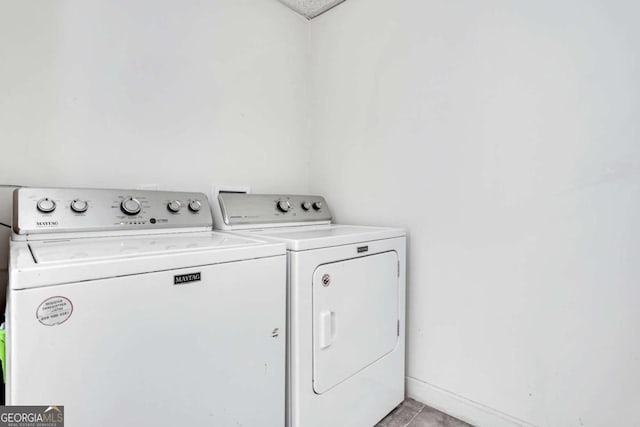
29 232 269 264
11 231 285 290
236 224 405 251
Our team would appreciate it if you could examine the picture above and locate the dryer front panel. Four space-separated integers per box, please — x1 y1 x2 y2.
312 250 399 394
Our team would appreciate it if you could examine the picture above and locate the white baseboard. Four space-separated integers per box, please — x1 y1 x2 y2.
405 376 537 427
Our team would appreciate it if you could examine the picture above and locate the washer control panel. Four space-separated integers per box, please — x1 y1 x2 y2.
13 187 212 235
218 193 331 226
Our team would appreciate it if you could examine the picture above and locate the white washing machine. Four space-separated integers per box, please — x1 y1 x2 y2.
1 185 20 324
7 187 287 427
212 192 406 427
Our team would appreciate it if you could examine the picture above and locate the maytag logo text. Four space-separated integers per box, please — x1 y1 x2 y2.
174 272 201 285
36 221 58 227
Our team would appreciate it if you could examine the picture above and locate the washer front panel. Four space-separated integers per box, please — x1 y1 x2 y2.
7 255 286 427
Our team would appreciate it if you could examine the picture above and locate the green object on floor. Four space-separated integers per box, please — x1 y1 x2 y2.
0 329 5 383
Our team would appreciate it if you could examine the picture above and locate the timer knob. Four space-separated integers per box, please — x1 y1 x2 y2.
70 199 88 213
301 201 311 211
121 197 141 215
312 201 323 210
167 200 182 213
37 198 56 213
188 200 202 212
277 200 291 213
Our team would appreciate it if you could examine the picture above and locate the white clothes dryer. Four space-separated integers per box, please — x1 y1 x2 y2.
212 192 406 427
7 187 287 427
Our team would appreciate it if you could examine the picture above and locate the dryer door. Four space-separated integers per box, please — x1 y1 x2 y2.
312 251 399 394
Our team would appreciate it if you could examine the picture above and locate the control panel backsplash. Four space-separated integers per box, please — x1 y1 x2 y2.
217 193 332 226
13 187 212 235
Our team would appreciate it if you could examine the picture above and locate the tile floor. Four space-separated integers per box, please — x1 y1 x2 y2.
376 399 473 427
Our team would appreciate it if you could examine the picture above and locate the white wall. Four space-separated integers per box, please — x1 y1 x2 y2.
0 0 310 195
309 1 640 426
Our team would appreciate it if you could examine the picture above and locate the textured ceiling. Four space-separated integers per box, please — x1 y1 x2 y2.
278 0 346 19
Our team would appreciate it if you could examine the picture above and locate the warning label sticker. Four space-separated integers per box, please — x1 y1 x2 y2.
36 297 73 326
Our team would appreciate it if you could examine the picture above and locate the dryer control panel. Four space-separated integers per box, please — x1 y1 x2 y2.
216 193 332 228
13 187 212 236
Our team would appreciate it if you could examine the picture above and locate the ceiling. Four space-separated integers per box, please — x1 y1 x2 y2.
277 0 346 19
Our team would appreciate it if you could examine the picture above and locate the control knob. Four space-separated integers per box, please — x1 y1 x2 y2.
188 200 202 212
277 200 291 212
301 201 311 211
167 200 182 213
70 199 88 213
121 197 142 215
312 201 323 210
37 198 56 213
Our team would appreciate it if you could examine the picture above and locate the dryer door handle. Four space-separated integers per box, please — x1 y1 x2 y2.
319 310 336 349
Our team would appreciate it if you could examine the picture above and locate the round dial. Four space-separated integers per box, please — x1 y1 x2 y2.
70 199 88 213
312 201 323 210
301 201 311 211
37 198 56 213
120 197 142 215
167 200 182 213
277 199 291 212
188 200 202 212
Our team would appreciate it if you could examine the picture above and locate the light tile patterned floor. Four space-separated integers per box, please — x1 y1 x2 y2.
376 398 473 427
